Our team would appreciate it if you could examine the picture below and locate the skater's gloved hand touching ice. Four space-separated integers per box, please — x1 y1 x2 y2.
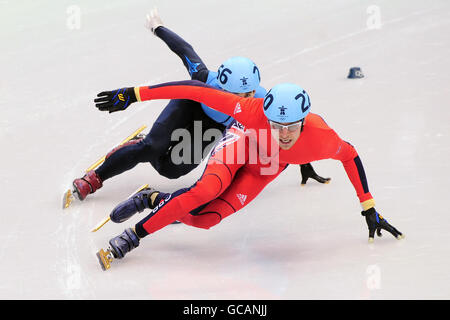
300 163 331 185
94 87 138 113
145 7 164 34
361 207 404 243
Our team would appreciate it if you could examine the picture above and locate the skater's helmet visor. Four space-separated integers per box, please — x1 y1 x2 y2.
269 119 304 132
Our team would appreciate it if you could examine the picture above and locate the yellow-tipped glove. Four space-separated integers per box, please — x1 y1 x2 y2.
94 87 137 113
361 207 404 243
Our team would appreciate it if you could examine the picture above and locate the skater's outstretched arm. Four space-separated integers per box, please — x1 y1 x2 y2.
300 115 404 242
94 80 263 128
145 8 209 82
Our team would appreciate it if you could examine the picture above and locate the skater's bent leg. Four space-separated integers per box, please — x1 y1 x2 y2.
134 160 239 238
147 99 199 175
156 111 225 179
180 164 288 229
134 124 246 237
95 139 155 181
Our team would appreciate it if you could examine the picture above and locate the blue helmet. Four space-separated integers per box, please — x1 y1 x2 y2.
263 83 311 123
217 56 261 93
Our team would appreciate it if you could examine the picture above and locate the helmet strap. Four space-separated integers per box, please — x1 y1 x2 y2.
300 118 305 133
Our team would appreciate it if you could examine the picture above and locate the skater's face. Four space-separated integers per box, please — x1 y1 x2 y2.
269 119 304 150
234 90 256 98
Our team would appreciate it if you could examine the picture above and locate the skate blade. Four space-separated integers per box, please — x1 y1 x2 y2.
62 189 75 209
90 183 149 233
91 217 111 233
96 249 114 271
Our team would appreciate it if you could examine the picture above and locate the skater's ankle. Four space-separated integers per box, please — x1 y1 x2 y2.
94 169 106 182
131 227 140 239
149 192 159 207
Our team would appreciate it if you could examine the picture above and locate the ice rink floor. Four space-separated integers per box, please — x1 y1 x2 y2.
1 0 449 299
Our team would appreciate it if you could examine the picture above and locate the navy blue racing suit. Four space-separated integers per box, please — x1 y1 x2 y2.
96 27 266 180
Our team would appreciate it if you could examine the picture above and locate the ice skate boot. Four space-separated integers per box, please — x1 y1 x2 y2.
70 137 144 203
72 170 103 201
96 228 140 271
110 187 159 223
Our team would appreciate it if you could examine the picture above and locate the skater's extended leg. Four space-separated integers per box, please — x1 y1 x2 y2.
134 125 248 237
73 138 153 200
96 158 239 270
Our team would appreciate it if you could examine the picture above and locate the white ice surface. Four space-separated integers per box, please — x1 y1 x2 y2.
1 0 449 299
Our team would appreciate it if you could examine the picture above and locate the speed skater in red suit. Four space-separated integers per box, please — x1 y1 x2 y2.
93 80 404 266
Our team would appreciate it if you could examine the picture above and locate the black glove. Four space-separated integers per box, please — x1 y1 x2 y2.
94 87 137 113
300 163 331 185
361 207 404 243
